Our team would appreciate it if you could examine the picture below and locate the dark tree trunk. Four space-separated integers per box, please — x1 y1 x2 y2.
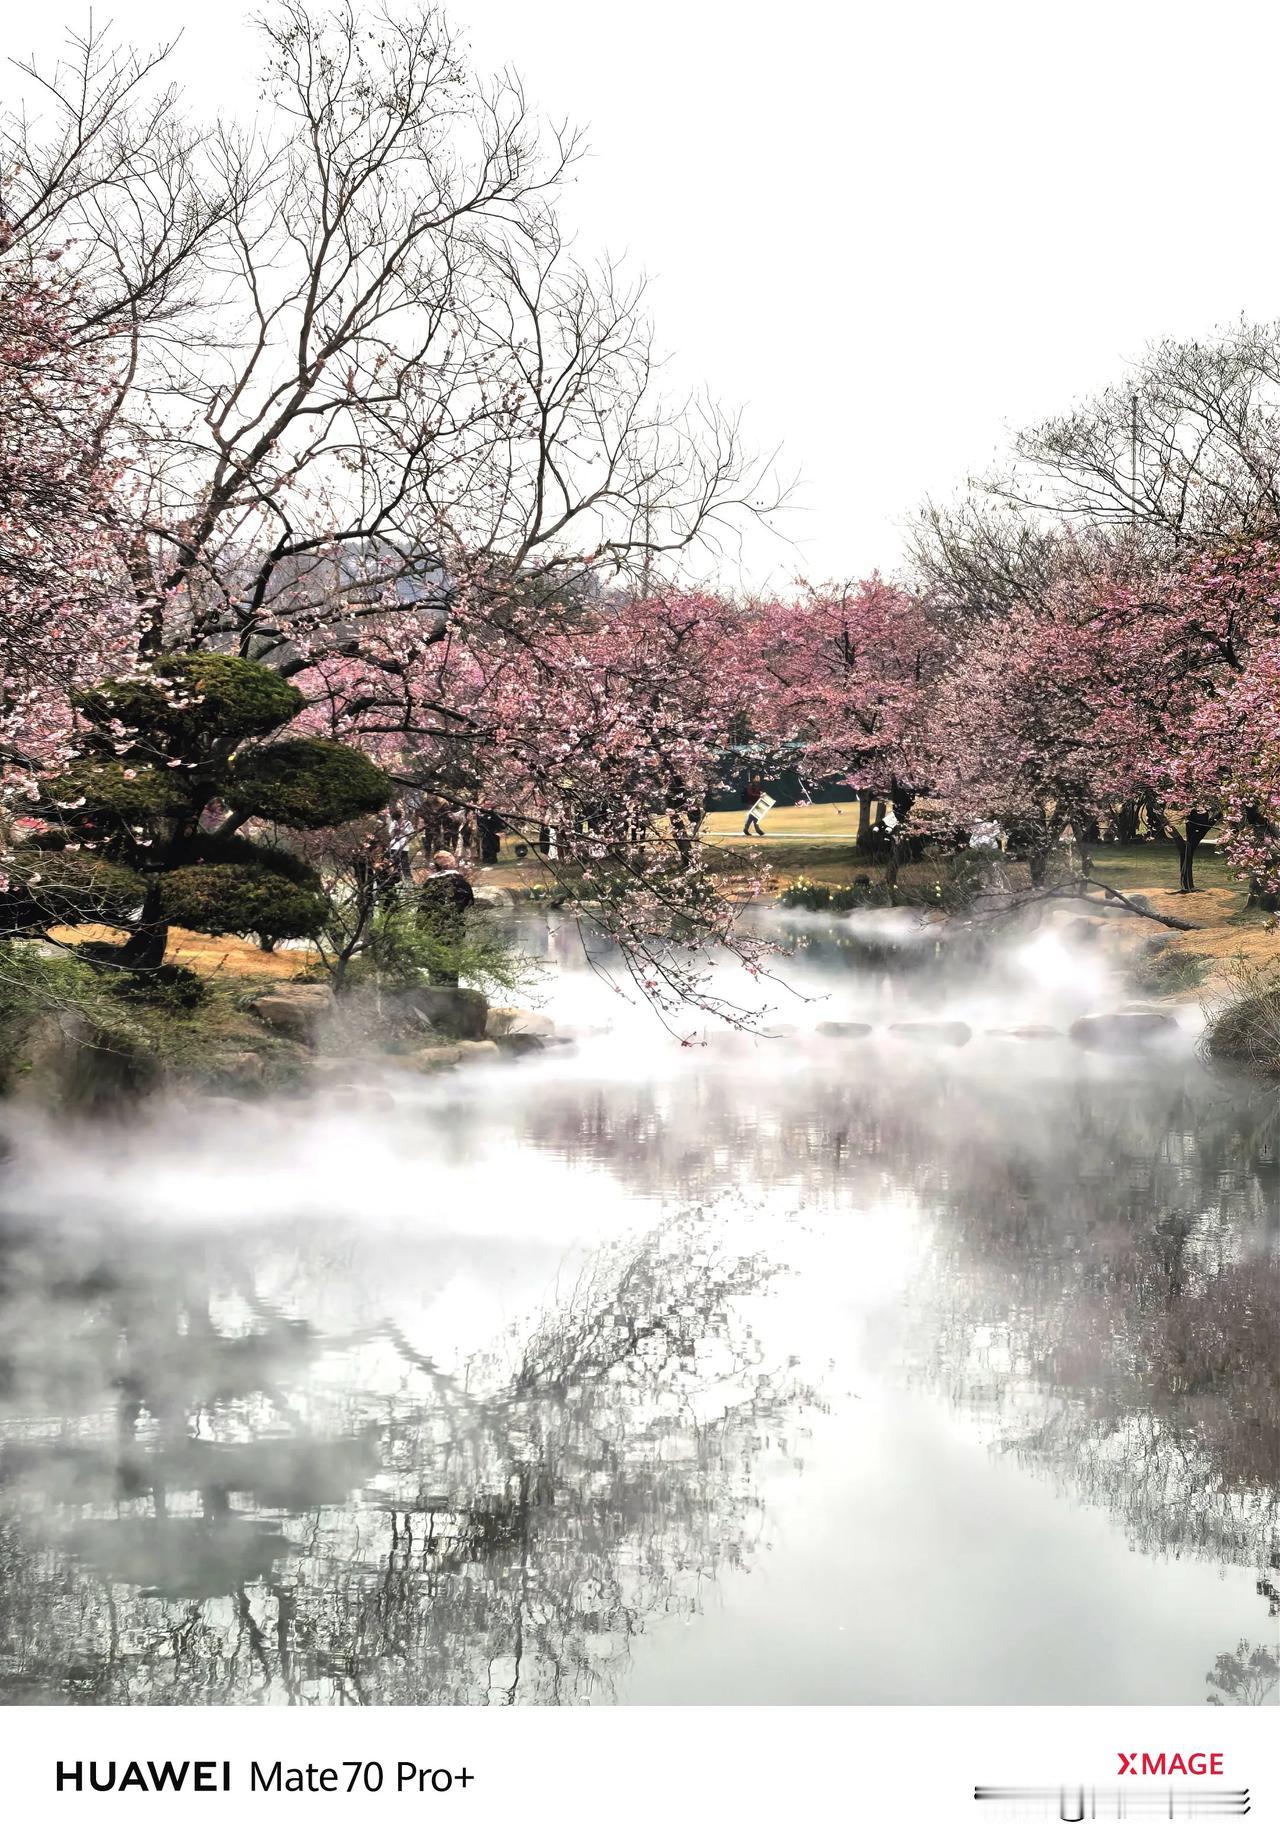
856 792 874 846
1172 810 1213 894
121 884 170 970
1144 801 1170 842
1071 820 1093 878
1111 800 1141 845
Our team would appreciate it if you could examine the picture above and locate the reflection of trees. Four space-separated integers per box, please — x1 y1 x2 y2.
877 1061 1280 1656
0 1216 809 1705
515 1044 1280 1665
1205 1640 1280 1705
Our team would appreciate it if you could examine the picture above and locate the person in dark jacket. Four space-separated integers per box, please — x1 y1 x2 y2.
418 851 475 985
478 809 503 863
743 774 766 836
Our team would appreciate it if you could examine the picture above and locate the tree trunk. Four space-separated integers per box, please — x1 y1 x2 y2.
856 792 873 846
1175 833 1195 893
1172 810 1213 894
1071 820 1093 878
121 884 169 970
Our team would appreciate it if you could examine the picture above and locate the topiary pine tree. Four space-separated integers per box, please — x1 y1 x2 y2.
1 653 393 969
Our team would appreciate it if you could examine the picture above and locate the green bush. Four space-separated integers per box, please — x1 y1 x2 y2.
73 652 304 750
1131 941 1212 996
0 848 147 926
779 877 883 913
8 659 390 970
40 760 191 824
228 737 393 828
159 863 331 939
186 834 323 890
114 964 208 1011
344 903 535 997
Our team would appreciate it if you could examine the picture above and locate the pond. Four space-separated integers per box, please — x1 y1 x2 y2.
0 909 1277 1705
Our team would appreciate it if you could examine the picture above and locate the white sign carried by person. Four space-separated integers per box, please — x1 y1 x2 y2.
748 792 776 823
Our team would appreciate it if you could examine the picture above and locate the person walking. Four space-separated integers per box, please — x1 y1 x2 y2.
743 773 766 836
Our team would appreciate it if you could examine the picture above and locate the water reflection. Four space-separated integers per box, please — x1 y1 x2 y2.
0 917 1277 1703
0 1213 806 1704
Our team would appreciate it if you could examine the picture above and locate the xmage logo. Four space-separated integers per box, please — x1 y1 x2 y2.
1117 1753 1225 1777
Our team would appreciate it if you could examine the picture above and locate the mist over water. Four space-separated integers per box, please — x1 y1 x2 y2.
0 909 1276 1705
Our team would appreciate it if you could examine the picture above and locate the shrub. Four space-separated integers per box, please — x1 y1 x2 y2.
8 659 389 969
1202 963 1280 1074
114 964 208 1011
0 848 147 926
186 834 323 890
72 652 304 751
158 862 331 939
343 903 536 997
40 760 191 824
1131 941 1211 996
227 737 393 828
779 877 883 913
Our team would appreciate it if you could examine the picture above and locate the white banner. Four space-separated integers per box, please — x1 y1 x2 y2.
2 1704 1273 1845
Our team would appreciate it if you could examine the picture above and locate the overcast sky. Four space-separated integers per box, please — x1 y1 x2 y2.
9 0 1280 588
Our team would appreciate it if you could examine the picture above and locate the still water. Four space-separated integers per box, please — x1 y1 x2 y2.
0 910 1277 1705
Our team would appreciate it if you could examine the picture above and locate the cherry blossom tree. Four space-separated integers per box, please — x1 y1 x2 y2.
737 576 947 836
297 587 774 1023
0 258 137 793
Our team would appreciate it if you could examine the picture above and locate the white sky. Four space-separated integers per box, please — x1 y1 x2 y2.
8 0 1280 588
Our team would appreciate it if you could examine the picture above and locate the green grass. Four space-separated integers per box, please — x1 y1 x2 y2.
1087 839 1235 893
700 807 1238 895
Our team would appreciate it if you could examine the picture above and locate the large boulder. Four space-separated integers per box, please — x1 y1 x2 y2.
251 984 333 1043
1069 1009 1178 1050
889 1020 973 1046
453 1038 500 1062
327 1082 396 1111
413 1045 462 1073
471 885 515 910
203 1050 266 1090
4 1008 157 1115
495 1032 552 1058
394 985 490 1040
816 1021 874 1039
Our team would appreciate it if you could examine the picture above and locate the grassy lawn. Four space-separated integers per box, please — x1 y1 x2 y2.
1088 839 1236 894
479 807 1246 900
697 806 1242 898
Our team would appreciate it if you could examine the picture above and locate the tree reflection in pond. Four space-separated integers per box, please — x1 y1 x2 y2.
0 1217 811 1704
2 939 1279 1703
510 1048 1280 1689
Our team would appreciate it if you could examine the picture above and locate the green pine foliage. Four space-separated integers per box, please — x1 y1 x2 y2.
227 736 394 829
3 654 390 964
158 863 330 938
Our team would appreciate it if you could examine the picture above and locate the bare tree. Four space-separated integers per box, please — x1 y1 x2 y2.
906 494 1070 625
996 322 1280 546
3 3 782 667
